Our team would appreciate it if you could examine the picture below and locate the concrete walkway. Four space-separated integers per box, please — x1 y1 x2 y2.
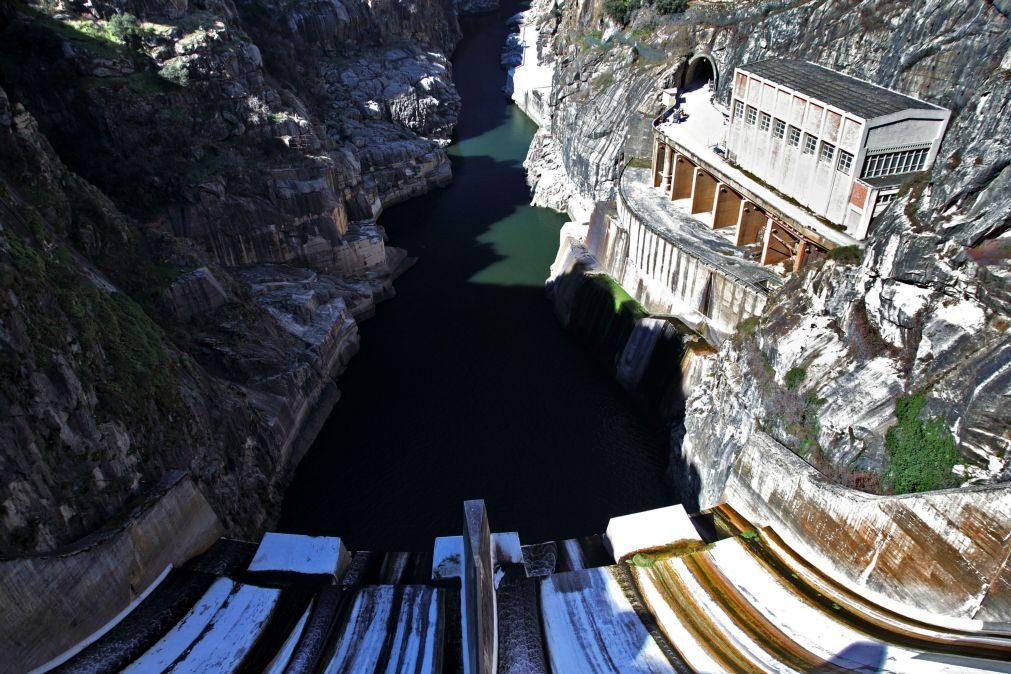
620 166 781 292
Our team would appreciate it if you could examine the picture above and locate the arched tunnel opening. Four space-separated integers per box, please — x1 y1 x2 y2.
682 55 717 92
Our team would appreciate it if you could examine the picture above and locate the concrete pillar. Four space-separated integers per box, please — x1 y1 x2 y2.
735 200 767 246
661 145 674 191
760 221 792 266
670 154 693 200
651 138 664 188
712 183 742 229
690 168 717 215
793 240 808 273
462 500 496 674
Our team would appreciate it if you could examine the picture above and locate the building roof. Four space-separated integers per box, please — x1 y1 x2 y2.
738 58 943 120
861 175 906 190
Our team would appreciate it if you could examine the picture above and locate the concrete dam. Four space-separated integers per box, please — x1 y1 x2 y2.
3 474 1009 672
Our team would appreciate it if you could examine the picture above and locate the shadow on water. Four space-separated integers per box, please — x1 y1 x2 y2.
277 0 675 550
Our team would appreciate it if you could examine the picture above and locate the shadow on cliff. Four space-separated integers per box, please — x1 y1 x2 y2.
277 0 677 550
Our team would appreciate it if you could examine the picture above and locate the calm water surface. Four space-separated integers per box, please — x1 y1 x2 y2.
278 1 674 549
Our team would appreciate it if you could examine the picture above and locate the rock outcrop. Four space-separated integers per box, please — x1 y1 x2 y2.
0 0 463 554
524 0 1010 491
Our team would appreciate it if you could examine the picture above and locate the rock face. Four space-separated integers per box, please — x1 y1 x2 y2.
0 0 463 554
525 0 1010 492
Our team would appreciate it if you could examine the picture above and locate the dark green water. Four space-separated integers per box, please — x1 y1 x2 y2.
277 1 674 550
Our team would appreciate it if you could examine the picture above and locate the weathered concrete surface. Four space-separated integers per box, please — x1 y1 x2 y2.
0 471 222 673
615 167 776 340
462 499 496 674
723 432 1011 622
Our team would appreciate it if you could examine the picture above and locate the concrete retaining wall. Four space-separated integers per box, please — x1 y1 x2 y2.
0 471 223 673
723 432 1011 623
604 194 767 341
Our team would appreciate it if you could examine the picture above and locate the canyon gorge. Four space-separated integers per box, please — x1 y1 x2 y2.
0 0 1010 670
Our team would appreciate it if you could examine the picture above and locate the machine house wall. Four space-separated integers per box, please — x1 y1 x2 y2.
726 65 949 239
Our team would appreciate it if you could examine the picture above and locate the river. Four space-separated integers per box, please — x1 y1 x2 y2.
277 0 674 550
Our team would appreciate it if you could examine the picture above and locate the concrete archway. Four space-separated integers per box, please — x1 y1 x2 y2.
682 53 718 92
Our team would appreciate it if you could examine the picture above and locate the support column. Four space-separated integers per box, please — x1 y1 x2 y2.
712 183 742 229
760 220 793 266
670 154 693 200
660 145 674 192
735 200 767 246
651 137 664 188
462 500 496 674
690 168 717 215
793 240 808 272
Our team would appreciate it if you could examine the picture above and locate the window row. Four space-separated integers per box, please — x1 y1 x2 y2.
862 147 929 178
734 100 855 175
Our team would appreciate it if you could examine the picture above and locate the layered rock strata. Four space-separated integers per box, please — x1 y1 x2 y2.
523 0 1011 486
0 0 462 554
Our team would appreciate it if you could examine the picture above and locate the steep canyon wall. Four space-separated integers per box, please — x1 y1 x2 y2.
0 0 464 554
524 0 1011 619
522 0 1010 490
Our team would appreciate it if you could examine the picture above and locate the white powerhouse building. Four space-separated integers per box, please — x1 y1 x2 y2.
726 58 950 239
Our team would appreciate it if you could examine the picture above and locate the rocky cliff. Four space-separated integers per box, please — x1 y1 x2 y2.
0 0 463 554
523 0 1010 495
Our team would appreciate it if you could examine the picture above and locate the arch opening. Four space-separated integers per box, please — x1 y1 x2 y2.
682 55 717 92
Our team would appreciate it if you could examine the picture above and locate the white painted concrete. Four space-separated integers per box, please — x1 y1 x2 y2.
247 532 350 580
659 88 860 248
432 535 464 581
323 585 442 674
605 504 701 561
541 567 675 673
123 579 281 673
164 583 280 673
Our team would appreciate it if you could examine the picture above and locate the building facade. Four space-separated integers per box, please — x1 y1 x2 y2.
726 59 950 239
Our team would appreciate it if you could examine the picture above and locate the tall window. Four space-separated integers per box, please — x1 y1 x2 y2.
773 118 786 140
803 133 818 154
862 147 929 178
787 126 801 147
759 112 771 132
837 150 854 174
733 100 744 122
746 106 757 125
819 141 835 163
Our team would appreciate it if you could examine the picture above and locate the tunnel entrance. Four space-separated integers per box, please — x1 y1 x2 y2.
682 55 717 92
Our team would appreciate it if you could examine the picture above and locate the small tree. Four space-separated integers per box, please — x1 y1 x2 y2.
159 60 190 87
604 0 639 25
108 13 142 44
654 0 688 14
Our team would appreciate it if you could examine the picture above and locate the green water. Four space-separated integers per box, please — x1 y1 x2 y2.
278 2 674 550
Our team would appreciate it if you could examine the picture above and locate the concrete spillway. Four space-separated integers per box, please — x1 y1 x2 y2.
23 499 1011 674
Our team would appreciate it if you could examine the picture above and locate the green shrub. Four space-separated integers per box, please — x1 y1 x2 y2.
736 315 760 337
784 366 806 390
107 13 142 43
159 60 190 87
885 391 959 493
654 0 688 14
604 0 639 24
826 245 863 265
